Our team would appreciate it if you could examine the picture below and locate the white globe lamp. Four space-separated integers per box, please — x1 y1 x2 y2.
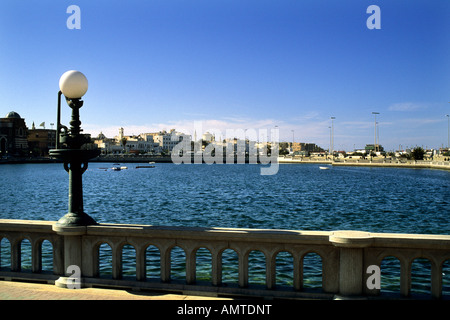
59 70 88 99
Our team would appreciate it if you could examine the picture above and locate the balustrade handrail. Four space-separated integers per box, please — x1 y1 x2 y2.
85 223 332 244
0 219 449 299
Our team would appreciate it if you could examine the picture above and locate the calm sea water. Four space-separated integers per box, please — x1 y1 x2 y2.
0 162 449 296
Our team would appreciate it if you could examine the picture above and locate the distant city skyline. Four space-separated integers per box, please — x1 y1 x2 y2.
1 1 449 152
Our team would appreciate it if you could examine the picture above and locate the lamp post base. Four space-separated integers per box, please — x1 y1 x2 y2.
54 212 97 229
49 148 100 231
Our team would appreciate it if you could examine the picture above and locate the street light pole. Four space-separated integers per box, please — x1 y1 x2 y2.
330 117 335 160
372 112 379 154
446 114 449 150
328 126 331 160
50 70 100 230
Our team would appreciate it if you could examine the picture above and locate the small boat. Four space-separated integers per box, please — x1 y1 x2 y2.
319 166 330 170
148 161 155 164
111 166 128 171
136 165 155 169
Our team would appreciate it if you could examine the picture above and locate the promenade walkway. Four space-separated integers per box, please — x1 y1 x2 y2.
0 280 232 300
277 157 450 170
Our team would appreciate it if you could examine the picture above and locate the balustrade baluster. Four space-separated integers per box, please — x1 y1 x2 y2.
185 249 196 285
136 245 146 281
11 239 21 272
400 259 412 297
211 250 222 286
32 238 41 273
431 261 442 299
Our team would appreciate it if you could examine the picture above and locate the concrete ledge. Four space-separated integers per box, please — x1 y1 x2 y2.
0 219 55 233
86 223 332 245
331 161 450 171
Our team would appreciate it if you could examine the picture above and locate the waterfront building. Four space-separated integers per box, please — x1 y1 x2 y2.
94 129 157 155
0 111 29 157
292 142 324 154
93 133 123 155
117 128 159 154
355 148 368 155
365 144 385 155
153 129 190 154
123 137 158 155
223 138 252 155
93 128 190 155
310 151 327 157
336 150 347 158
27 122 56 156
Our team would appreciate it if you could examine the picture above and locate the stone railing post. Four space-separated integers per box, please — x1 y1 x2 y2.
329 231 373 298
52 225 87 288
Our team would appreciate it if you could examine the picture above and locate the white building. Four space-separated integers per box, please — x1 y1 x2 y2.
153 129 190 154
93 133 123 154
94 128 191 155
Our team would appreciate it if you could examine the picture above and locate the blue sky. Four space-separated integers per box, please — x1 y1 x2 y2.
0 0 449 151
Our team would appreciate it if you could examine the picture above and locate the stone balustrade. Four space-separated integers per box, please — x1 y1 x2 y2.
0 219 449 299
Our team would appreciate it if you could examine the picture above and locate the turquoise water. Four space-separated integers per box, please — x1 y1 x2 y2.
0 162 449 296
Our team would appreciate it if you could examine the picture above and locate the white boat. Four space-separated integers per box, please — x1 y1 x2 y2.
112 166 127 171
319 166 330 170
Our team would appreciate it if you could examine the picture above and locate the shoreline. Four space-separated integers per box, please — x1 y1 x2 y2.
1 156 449 171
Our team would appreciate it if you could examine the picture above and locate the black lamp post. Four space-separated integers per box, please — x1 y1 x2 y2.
50 70 100 229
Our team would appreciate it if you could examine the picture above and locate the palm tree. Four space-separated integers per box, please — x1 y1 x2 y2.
411 147 425 160
121 137 127 153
